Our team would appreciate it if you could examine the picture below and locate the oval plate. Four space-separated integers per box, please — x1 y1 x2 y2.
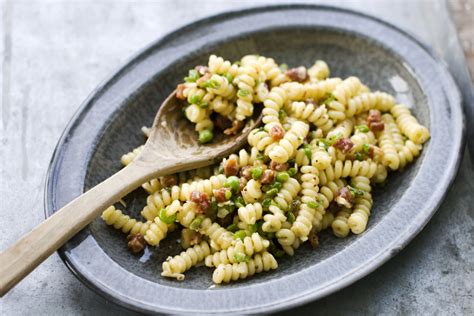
45 5 464 314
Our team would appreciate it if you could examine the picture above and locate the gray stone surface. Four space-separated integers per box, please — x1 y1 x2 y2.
0 0 472 315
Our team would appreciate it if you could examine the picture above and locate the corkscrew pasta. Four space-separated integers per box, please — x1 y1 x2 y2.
101 54 430 284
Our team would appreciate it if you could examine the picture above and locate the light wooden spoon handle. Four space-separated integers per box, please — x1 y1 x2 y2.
0 162 155 297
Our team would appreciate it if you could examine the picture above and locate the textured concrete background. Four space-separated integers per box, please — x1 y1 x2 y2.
1 0 473 315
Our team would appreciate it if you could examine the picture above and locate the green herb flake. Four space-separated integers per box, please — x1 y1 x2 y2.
233 251 249 263
159 208 176 225
234 230 247 241
322 93 336 105
356 125 370 133
184 69 200 83
307 201 319 209
226 223 238 232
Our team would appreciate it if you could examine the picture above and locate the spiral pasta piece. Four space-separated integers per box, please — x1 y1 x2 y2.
212 251 278 284
269 121 309 163
242 179 263 203
391 104 430 144
291 166 319 240
331 207 352 238
238 202 263 225
346 91 395 117
332 76 364 105
273 177 301 210
208 54 239 77
398 140 422 169
290 101 334 132
144 216 170 246
304 78 342 101
101 206 151 236
161 241 211 280
318 160 378 185
378 114 400 170
199 218 235 250
205 233 270 267
308 60 330 81
235 66 258 120
348 177 373 234
262 87 287 131
121 145 143 166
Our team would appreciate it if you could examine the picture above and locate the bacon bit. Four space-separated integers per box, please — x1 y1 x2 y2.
270 161 289 171
224 120 244 135
367 109 384 131
195 65 209 75
213 188 228 203
269 125 285 141
326 201 341 214
260 169 276 184
333 138 354 154
215 115 233 131
161 175 177 187
191 191 210 214
176 84 186 100
285 66 308 82
240 166 253 180
224 158 239 176
127 233 146 254
308 227 319 249
335 186 354 208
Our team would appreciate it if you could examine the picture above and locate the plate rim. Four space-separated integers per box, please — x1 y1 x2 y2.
44 4 465 314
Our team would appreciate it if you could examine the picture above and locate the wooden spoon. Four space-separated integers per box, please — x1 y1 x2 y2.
0 91 262 296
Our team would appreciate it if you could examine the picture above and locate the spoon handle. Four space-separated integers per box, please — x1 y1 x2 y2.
0 162 154 297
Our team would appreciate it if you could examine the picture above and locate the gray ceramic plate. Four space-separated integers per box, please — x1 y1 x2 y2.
45 5 464 314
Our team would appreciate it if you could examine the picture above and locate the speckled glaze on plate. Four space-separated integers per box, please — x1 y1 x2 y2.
45 5 464 314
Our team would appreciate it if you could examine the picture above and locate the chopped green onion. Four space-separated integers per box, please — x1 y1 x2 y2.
362 143 371 154
251 167 263 180
248 223 258 233
303 145 312 160
189 216 204 231
224 73 234 83
189 94 202 105
271 182 282 190
159 208 176 224
217 207 231 219
288 167 297 177
225 190 232 200
349 185 364 197
233 196 246 208
198 102 209 109
272 248 286 258
322 93 336 105
198 129 213 143
265 188 278 198
287 212 296 223
356 125 370 133
307 201 319 209
226 223 238 232
262 198 272 210
278 109 287 120
206 79 221 89
184 69 200 82
354 152 364 161
234 230 247 241
224 176 241 193
276 172 290 183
